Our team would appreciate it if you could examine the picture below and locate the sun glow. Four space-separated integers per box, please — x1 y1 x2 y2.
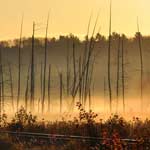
0 0 150 40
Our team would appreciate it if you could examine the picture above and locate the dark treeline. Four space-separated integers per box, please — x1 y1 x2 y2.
1 32 150 48
0 32 150 114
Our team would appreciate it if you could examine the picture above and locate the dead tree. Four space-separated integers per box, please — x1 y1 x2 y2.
59 73 63 114
87 54 95 106
0 49 2 117
71 41 76 110
1 51 4 113
137 19 144 112
104 77 106 112
116 35 121 113
72 15 98 107
89 88 91 111
42 14 49 113
8 64 14 112
66 40 70 97
121 35 125 113
83 13 99 108
17 16 23 110
25 64 30 111
81 14 92 104
39 62 43 112
30 22 35 111
107 1 112 112
79 57 82 103
48 64 51 112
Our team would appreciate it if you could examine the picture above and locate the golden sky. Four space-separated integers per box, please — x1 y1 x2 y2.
0 0 149 40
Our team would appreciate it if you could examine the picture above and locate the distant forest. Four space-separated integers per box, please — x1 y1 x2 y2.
0 32 150 113
1 32 150 48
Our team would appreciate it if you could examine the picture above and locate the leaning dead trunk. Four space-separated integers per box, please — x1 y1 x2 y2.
83 14 99 108
81 14 92 105
72 14 98 103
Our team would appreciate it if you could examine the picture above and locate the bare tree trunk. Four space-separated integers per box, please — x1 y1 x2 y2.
107 1 112 113
8 64 14 113
121 35 125 113
42 14 49 114
79 57 82 103
48 64 51 112
104 77 106 113
89 88 91 111
66 40 70 97
81 14 92 105
83 14 99 108
72 42 76 97
17 16 23 111
1 55 4 113
71 13 98 108
30 22 35 111
38 98 40 114
25 64 30 111
71 41 77 111
116 35 121 113
40 62 43 109
0 49 2 118
87 56 95 96
137 20 144 112
59 73 63 114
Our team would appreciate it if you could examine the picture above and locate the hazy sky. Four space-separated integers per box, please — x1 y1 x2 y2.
0 0 149 40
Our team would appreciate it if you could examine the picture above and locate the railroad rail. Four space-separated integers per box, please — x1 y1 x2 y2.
0 130 150 149
0 130 139 142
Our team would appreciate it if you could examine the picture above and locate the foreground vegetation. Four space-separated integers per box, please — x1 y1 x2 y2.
0 102 149 149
